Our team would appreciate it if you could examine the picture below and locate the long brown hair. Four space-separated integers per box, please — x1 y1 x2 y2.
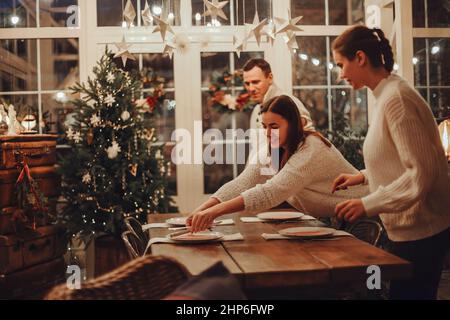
260 95 331 167
332 25 395 72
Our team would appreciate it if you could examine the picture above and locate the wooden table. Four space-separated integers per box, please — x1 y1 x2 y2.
148 213 412 298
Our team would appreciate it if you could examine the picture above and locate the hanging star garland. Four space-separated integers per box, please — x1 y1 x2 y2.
123 0 136 28
203 0 229 21
263 20 277 46
152 14 175 42
275 9 303 35
163 42 176 59
245 12 268 47
233 35 246 58
113 36 136 67
283 31 299 51
141 1 153 27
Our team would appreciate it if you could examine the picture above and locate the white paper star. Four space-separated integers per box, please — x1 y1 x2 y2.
105 94 115 107
113 37 136 67
106 141 121 159
90 114 101 126
141 1 153 27
275 10 303 35
107 72 115 83
203 0 229 21
66 127 74 139
233 35 246 58
163 42 176 59
245 12 268 47
73 131 82 144
123 0 136 28
152 15 175 42
263 20 277 46
283 31 299 50
82 173 92 184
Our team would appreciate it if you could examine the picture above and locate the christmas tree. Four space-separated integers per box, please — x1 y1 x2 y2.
59 49 175 239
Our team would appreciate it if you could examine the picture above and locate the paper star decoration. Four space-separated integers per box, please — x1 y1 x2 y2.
123 0 136 28
152 15 175 42
203 0 229 21
263 20 277 46
233 35 246 58
113 36 136 67
275 10 303 35
245 12 268 47
163 42 176 59
283 31 299 50
141 1 153 27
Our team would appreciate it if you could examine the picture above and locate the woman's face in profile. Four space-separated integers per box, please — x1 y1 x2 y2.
261 111 289 149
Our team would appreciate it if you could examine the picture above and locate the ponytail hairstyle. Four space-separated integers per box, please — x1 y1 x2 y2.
332 25 395 73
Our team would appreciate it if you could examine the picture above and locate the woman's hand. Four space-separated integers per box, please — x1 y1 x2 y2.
331 173 365 193
335 199 367 223
187 210 218 233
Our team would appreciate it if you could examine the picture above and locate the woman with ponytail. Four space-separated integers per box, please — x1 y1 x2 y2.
331 25 450 299
188 95 368 232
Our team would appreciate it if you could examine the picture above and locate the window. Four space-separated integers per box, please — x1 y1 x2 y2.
291 0 365 25
413 0 450 28
201 51 263 194
191 0 271 26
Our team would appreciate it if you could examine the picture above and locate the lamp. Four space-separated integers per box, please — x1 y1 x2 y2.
438 119 450 162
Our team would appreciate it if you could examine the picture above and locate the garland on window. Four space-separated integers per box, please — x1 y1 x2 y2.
134 67 172 115
207 70 256 114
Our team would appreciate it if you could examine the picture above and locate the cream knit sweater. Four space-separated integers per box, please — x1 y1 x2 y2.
361 74 450 242
212 135 369 217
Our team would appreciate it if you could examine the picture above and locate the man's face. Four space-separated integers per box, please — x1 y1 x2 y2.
243 67 273 103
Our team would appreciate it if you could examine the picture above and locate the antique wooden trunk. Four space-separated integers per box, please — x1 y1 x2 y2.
0 225 67 275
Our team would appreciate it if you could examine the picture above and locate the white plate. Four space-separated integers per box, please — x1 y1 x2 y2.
278 227 335 239
168 231 224 244
257 211 304 221
165 217 220 226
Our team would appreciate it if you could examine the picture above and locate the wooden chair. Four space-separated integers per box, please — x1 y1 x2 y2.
347 219 384 247
45 255 191 300
121 231 145 259
124 217 149 244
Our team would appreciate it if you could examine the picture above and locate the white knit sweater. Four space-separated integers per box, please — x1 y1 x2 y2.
361 74 450 242
213 135 369 217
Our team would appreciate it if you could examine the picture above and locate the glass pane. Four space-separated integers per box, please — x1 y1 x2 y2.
0 94 39 132
0 39 38 91
201 52 230 87
191 0 231 26
203 162 234 194
412 0 425 27
163 144 177 195
143 91 176 142
331 88 368 131
40 0 79 27
429 38 449 87
427 0 450 28
328 0 365 25
41 92 79 136
233 0 271 25
141 0 181 26
291 0 325 25
97 0 138 27
0 0 37 28
294 89 328 131
413 38 427 87
429 89 450 119
142 53 174 89
40 39 79 90
293 37 327 86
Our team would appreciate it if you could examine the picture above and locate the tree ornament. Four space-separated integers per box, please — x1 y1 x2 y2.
121 110 131 121
86 128 94 145
245 12 268 47
114 36 136 67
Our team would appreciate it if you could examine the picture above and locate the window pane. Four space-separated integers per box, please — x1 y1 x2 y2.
412 0 425 27
201 52 230 87
97 0 138 27
429 89 450 119
0 94 39 131
141 0 181 26
331 88 368 131
40 0 79 27
328 0 365 25
293 37 327 86
192 0 231 26
163 144 177 195
291 0 325 25
233 0 271 25
0 39 38 92
413 38 427 87
143 91 176 142
204 161 234 194
0 0 37 28
429 38 449 87
142 53 174 89
40 39 79 90
427 0 450 28
41 92 78 136
294 89 328 131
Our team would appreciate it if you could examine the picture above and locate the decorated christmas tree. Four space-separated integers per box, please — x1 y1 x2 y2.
59 49 175 239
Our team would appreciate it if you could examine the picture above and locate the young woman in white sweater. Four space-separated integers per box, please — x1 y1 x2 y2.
331 25 450 300
187 95 368 232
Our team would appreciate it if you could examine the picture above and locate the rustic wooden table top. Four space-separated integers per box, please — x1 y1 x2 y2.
147 213 412 291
